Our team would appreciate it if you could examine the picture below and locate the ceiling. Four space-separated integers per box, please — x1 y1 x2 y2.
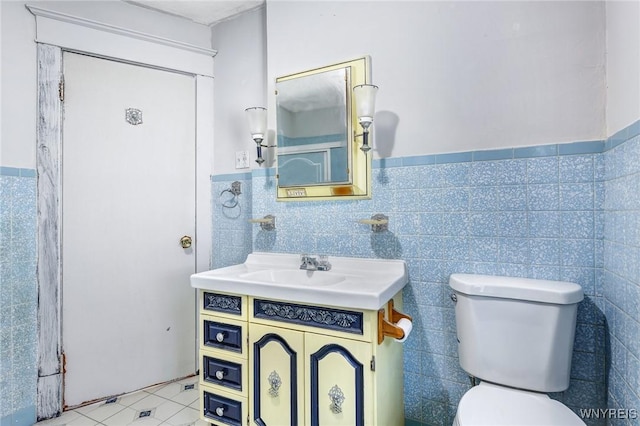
126 0 264 26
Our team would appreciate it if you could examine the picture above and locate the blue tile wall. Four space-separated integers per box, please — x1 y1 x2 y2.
0 168 37 426
230 141 608 425
603 120 640 426
211 173 253 269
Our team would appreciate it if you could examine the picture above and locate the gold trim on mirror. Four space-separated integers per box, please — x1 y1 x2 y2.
275 57 372 201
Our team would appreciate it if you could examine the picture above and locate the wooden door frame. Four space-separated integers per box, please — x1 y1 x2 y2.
31 5 216 420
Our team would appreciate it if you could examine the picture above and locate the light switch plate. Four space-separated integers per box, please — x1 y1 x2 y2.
235 151 249 169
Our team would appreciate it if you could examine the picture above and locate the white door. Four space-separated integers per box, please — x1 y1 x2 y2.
62 52 196 407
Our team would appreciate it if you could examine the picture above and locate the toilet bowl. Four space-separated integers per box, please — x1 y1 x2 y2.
448 274 586 426
453 382 586 426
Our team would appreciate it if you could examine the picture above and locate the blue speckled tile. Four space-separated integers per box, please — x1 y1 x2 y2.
499 238 530 264
497 159 527 185
404 372 424 422
561 211 594 239
528 184 560 210
439 163 470 187
529 211 561 238
445 188 470 212
571 351 599 381
469 238 499 262
468 213 498 237
419 260 447 284
529 239 561 266
469 187 499 211
422 353 446 378
560 155 594 183
560 183 594 211
469 161 499 186
497 185 527 211
496 212 528 237
421 397 448 426
564 379 603 407
419 213 444 236
443 237 469 261
418 189 445 212
527 157 559 184
442 213 469 237
561 239 594 267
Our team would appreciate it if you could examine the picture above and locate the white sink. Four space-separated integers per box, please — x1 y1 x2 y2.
190 252 408 310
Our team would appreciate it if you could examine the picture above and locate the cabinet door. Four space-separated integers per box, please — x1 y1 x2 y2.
305 333 374 426
249 323 305 426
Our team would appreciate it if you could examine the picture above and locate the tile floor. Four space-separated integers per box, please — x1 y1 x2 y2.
35 376 208 426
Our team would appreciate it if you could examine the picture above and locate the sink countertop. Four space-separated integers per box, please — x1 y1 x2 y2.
190 252 408 310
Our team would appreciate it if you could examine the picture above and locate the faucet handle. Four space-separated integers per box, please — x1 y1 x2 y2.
317 254 331 271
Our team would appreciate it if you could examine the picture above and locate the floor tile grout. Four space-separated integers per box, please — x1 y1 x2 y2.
35 376 202 426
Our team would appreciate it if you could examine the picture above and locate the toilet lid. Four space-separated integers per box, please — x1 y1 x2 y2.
456 383 586 426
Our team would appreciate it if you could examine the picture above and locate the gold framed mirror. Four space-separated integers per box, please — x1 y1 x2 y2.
275 57 371 201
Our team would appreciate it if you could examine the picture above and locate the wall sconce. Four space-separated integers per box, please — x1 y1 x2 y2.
353 84 379 152
245 107 270 165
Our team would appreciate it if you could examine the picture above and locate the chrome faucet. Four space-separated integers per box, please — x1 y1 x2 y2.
300 254 331 271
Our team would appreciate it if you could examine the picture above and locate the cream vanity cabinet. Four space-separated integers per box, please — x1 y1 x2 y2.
197 290 405 426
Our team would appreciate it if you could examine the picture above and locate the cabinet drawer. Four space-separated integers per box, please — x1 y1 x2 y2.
200 291 247 320
200 314 246 356
201 351 246 392
201 387 247 426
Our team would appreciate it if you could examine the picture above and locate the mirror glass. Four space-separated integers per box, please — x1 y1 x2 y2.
275 57 371 201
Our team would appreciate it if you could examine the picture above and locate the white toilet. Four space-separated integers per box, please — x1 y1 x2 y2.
449 273 587 426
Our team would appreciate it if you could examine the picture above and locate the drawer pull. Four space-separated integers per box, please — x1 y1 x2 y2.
216 332 226 342
215 369 227 380
215 406 225 417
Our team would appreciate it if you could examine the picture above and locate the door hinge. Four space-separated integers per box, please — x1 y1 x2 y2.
370 356 376 371
58 79 65 102
247 414 250 426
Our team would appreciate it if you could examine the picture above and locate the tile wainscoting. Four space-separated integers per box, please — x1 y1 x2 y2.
0 167 38 426
212 120 639 426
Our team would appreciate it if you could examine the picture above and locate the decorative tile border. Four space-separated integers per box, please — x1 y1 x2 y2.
211 171 251 182
211 136 627 181
0 167 36 177
606 119 640 150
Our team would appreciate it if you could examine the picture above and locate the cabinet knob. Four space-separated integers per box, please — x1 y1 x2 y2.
216 332 225 342
215 406 225 417
215 369 226 380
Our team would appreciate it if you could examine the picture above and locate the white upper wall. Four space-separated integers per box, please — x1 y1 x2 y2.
210 6 266 174
265 1 607 159
606 0 640 136
0 0 212 169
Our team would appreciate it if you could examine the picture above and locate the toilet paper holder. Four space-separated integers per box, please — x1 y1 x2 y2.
377 299 412 344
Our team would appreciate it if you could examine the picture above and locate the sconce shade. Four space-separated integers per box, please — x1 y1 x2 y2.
245 107 267 139
353 84 378 124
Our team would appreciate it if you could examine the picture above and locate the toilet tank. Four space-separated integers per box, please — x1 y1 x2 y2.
449 274 583 392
